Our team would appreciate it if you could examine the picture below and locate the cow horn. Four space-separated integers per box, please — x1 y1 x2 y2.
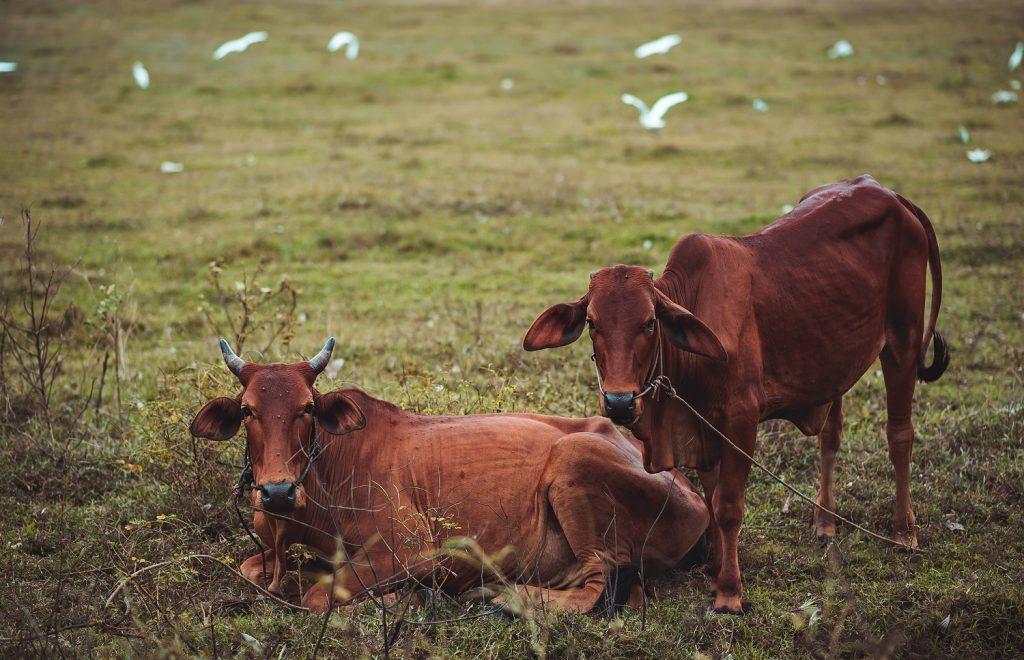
308 337 335 374
219 338 246 377
646 268 655 279
589 271 597 280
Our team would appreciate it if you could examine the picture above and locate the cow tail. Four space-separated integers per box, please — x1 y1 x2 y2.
896 193 949 383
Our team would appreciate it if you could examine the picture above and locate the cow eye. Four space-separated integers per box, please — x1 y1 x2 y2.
586 318 596 332
644 318 656 333
302 402 314 415
240 405 254 419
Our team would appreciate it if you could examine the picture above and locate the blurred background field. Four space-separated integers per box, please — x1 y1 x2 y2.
0 0 1022 656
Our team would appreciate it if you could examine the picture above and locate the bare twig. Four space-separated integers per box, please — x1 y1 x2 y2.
103 554 309 613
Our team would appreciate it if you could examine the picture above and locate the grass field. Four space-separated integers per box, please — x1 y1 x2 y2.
1 0 1023 656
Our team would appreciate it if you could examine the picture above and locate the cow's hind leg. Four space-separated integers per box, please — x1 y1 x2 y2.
880 345 920 549
813 398 844 542
502 435 706 615
879 213 930 549
495 551 614 615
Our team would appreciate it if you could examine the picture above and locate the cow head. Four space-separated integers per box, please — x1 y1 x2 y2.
189 338 365 515
523 265 726 425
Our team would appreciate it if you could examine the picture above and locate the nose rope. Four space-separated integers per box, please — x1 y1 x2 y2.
591 321 916 551
230 417 324 586
590 321 664 402
232 419 322 498
640 374 919 551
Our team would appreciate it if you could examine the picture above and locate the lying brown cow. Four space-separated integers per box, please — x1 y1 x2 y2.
190 338 708 613
523 175 949 614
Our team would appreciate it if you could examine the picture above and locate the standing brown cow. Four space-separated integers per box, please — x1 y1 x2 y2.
190 339 709 613
523 175 949 614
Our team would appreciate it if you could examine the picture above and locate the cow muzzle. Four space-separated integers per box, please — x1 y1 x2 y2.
258 481 298 514
602 391 639 425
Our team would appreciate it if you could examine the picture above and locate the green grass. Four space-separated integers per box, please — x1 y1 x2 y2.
1 0 1023 656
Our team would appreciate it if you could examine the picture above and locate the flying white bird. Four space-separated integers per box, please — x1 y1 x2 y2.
1009 42 1023 72
827 40 854 59
621 92 688 130
992 89 1018 104
213 31 268 60
160 161 184 173
0 62 16 73
965 149 991 163
957 125 970 144
634 34 682 59
132 61 150 89
327 31 359 59
752 98 769 112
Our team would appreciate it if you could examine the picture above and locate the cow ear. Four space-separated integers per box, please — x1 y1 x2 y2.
316 390 366 436
523 296 588 351
654 291 728 364
190 397 243 441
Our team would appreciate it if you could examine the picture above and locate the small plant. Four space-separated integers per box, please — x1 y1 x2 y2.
198 259 300 356
0 210 96 440
92 282 136 417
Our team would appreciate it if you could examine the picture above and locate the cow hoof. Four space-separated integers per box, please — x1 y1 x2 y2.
710 594 744 615
894 530 919 551
813 522 836 544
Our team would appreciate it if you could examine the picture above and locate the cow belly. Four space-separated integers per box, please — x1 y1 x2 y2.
760 294 887 412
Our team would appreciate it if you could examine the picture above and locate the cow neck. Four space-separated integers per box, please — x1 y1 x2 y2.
651 271 715 402
295 391 393 544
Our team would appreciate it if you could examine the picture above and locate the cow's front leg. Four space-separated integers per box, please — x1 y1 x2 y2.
710 418 756 615
239 511 282 590
697 466 720 585
814 398 844 542
301 550 402 613
240 550 279 588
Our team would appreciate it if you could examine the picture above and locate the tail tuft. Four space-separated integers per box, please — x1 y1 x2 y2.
918 330 950 382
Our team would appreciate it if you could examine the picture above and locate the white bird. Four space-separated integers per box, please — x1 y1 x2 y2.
327 31 359 59
827 39 854 59
1009 42 1023 72
992 89 1018 104
957 125 970 144
752 98 769 112
500 78 514 91
634 34 682 59
0 62 16 73
160 161 184 173
966 149 991 163
132 61 150 89
325 357 345 379
621 92 688 130
213 31 268 60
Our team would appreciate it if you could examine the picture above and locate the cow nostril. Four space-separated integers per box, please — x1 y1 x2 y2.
603 392 637 414
258 482 298 513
